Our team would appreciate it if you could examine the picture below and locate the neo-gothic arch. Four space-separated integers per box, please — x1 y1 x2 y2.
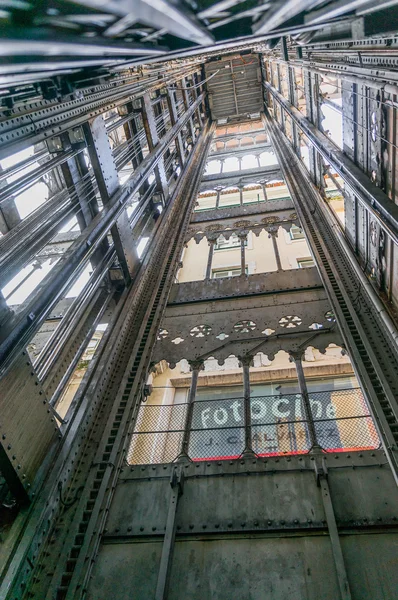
205 159 221 174
223 156 240 172
241 153 257 169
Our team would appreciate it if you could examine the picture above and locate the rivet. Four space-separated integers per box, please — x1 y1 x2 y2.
228 522 232 528
241 522 246 527
215 524 220 528
294 519 298 524
202 524 207 529
280 520 285 525
152 526 156 531
254 520 259 526
127 527 132 532
140 527 144 531
189 524 194 529
268 520 272 525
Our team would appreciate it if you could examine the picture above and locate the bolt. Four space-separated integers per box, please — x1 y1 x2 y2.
152 526 156 531
215 524 219 528
140 527 144 531
228 522 232 528
268 520 272 525
189 524 194 530
241 522 246 527
280 520 285 525
294 519 298 524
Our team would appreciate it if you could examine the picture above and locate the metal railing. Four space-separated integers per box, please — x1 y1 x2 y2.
127 388 380 464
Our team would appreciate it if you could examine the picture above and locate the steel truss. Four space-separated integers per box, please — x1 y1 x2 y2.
265 112 398 484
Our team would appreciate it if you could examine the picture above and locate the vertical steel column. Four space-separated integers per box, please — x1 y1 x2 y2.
269 228 282 270
290 351 319 449
166 87 185 168
179 360 203 459
181 77 196 144
314 459 353 600
0 169 20 233
61 152 99 231
205 237 216 280
141 92 169 202
155 466 184 600
84 116 139 282
239 355 254 456
262 183 268 200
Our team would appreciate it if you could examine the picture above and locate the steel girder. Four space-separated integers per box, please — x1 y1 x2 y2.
152 269 341 366
200 165 283 191
264 111 398 484
191 200 295 224
185 208 299 244
0 63 200 159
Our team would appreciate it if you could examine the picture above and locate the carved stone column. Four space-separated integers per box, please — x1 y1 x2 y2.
238 184 243 206
238 232 247 275
205 236 217 280
268 227 282 271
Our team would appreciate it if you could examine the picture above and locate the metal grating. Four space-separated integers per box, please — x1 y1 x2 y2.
128 388 380 464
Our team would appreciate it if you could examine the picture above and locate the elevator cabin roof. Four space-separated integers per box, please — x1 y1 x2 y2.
205 53 262 121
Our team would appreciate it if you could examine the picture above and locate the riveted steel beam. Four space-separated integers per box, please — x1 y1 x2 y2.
263 80 398 245
264 111 398 484
0 93 204 378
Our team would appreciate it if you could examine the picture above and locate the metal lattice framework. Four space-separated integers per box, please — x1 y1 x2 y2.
128 389 380 464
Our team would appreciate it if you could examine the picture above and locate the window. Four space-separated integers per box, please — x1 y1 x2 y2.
214 233 246 251
289 225 305 240
212 267 247 279
297 257 315 268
